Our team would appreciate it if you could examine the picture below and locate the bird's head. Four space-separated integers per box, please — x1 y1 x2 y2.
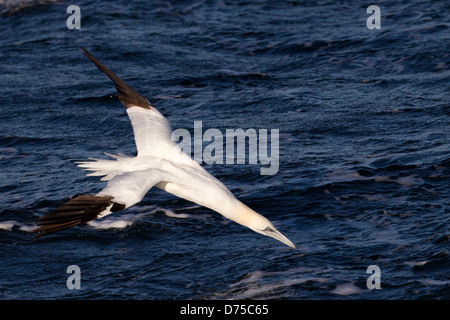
232 202 295 249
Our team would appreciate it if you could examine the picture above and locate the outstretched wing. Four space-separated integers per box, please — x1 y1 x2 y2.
126 106 175 158
32 195 125 238
33 167 177 238
96 168 174 208
81 48 175 157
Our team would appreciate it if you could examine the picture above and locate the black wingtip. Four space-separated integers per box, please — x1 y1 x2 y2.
80 47 92 59
32 195 125 239
80 47 152 110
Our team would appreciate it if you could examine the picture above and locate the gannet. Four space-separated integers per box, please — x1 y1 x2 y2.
32 48 295 248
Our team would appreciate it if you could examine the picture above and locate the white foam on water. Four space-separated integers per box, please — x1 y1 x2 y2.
87 210 159 230
87 219 134 229
0 221 15 231
214 268 331 299
404 260 428 267
87 206 193 230
162 208 191 219
0 220 37 232
394 175 424 187
419 279 450 286
331 282 364 296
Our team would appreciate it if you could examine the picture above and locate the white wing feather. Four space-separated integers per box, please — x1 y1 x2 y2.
127 106 176 158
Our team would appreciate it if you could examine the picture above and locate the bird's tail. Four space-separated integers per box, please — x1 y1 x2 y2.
76 152 131 181
32 195 125 238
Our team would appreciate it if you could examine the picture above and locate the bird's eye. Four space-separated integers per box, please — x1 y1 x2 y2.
264 226 275 232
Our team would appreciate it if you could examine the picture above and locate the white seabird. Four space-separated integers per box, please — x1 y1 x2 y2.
32 48 295 248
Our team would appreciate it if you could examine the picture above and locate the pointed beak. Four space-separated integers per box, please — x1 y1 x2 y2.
262 227 296 249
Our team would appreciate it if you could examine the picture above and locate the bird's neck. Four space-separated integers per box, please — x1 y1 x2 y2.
224 200 266 230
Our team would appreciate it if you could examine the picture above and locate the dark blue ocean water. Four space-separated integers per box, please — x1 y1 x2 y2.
0 0 449 300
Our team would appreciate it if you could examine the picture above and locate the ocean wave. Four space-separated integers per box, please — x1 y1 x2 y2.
322 170 425 188
330 282 365 296
0 220 36 232
0 205 195 235
0 0 60 15
86 206 196 230
210 268 332 300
